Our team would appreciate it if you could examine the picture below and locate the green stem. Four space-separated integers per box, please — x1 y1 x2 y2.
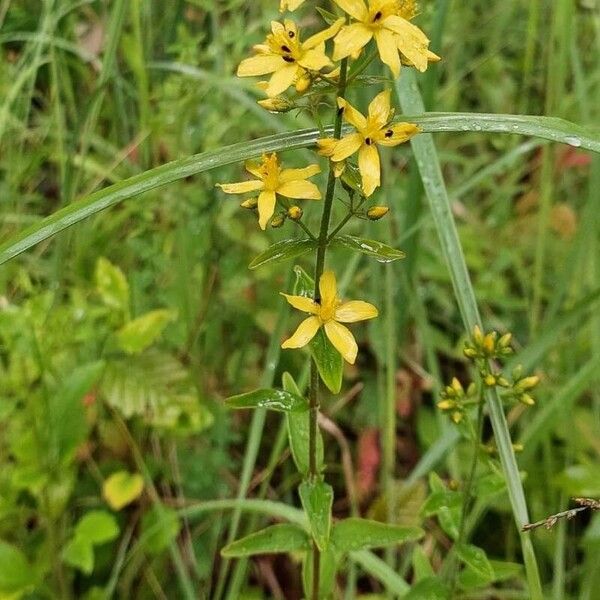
308 54 349 600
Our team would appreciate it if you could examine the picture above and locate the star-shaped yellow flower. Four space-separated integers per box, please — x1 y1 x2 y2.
237 19 343 97
280 0 306 11
331 0 439 77
217 153 321 230
317 90 420 196
281 271 378 364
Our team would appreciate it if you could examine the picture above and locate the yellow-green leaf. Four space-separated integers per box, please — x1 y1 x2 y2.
116 309 175 354
103 471 144 511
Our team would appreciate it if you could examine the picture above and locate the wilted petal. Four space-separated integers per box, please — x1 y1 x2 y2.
319 270 338 307
237 54 285 77
277 179 321 199
332 0 368 21
337 97 367 131
333 23 373 61
257 190 277 230
367 89 392 127
217 180 264 194
358 143 380 197
324 321 358 364
335 300 379 323
303 18 344 50
281 293 319 314
282 316 321 348
330 133 363 162
377 122 421 147
279 164 321 182
266 64 299 96
374 28 401 78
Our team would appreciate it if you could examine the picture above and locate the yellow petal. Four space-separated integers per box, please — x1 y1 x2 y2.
333 23 373 61
316 138 337 157
298 45 332 71
279 164 320 182
384 16 430 72
358 143 380 197
332 0 368 21
237 54 285 77
335 300 379 323
374 28 401 78
245 160 263 178
377 122 421 147
277 179 321 200
271 20 286 36
426 49 442 63
337 97 367 131
324 321 358 364
367 89 392 127
217 180 264 194
280 293 319 314
266 64 299 97
319 270 338 307
257 190 276 230
330 132 363 162
303 18 345 50
282 316 321 349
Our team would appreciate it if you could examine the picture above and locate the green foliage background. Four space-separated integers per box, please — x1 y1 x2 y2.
0 0 599 598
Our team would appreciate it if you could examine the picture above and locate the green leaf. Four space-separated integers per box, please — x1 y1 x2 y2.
404 577 450 600
293 265 314 296
456 544 495 583
221 524 310 558
140 507 181 555
75 511 120 545
299 480 333 552
554 464 600 497
249 239 316 270
103 471 144 511
1 113 598 266
332 235 406 263
225 388 308 412
412 545 435 582
49 361 104 464
62 537 94 575
421 490 463 517
283 373 323 476
0 541 33 596
310 327 343 394
116 309 175 354
95 257 129 312
331 518 423 553
302 545 339 599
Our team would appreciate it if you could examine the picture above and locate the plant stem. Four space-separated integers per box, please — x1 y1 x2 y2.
307 55 349 600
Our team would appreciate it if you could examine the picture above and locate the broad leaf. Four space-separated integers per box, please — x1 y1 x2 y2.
62 537 94 575
404 577 450 600
221 524 310 558
331 518 423 553
116 309 175 354
225 388 308 412
140 506 181 555
95 257 129 313
456 544 495 583
283 373 323 476
299 480 333 551
310 327 343 394
332 235 406 263
249 239 316 270
0 541 33 596
103 471 144 511
75 510 119 545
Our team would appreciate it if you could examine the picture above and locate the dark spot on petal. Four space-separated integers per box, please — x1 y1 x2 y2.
337 106 345 115
385 129 393 138
282 56 296 63
365 137 373 145
281 44 292 53
288 31 295 38
373 11 382 21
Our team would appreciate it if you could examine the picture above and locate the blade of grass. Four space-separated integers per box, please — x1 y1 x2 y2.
1 112 598 266
396 70 544 600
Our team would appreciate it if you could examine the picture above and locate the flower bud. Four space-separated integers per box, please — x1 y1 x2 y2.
270 214 286 228
367 206 389 220
484 373 497 387
463 347 477 359
258 97 294 113
498 332 512 348
240 198 258 209
451 411 463 424
437 399 456 411
287 206 303 221
295 74 311 94
514 375 540 392
473 325 484 345
451 377 463 394
520 393 535 406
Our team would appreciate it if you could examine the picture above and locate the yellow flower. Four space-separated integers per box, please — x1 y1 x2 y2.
317 90 420 196
280 0 306 11
237 19 343 97
217 153 321 230
281 271 378 364
331 0 436 77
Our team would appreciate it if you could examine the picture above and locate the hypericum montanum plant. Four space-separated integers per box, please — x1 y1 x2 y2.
217 0 439 597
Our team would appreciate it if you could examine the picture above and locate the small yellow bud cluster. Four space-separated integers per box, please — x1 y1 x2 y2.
508 365 540 406
257 97 295 113
463 326 513 361
437 377 477 424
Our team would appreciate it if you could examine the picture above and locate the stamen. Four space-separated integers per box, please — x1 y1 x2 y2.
282 56 296 63
385 129 393 138
373 11 382 21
